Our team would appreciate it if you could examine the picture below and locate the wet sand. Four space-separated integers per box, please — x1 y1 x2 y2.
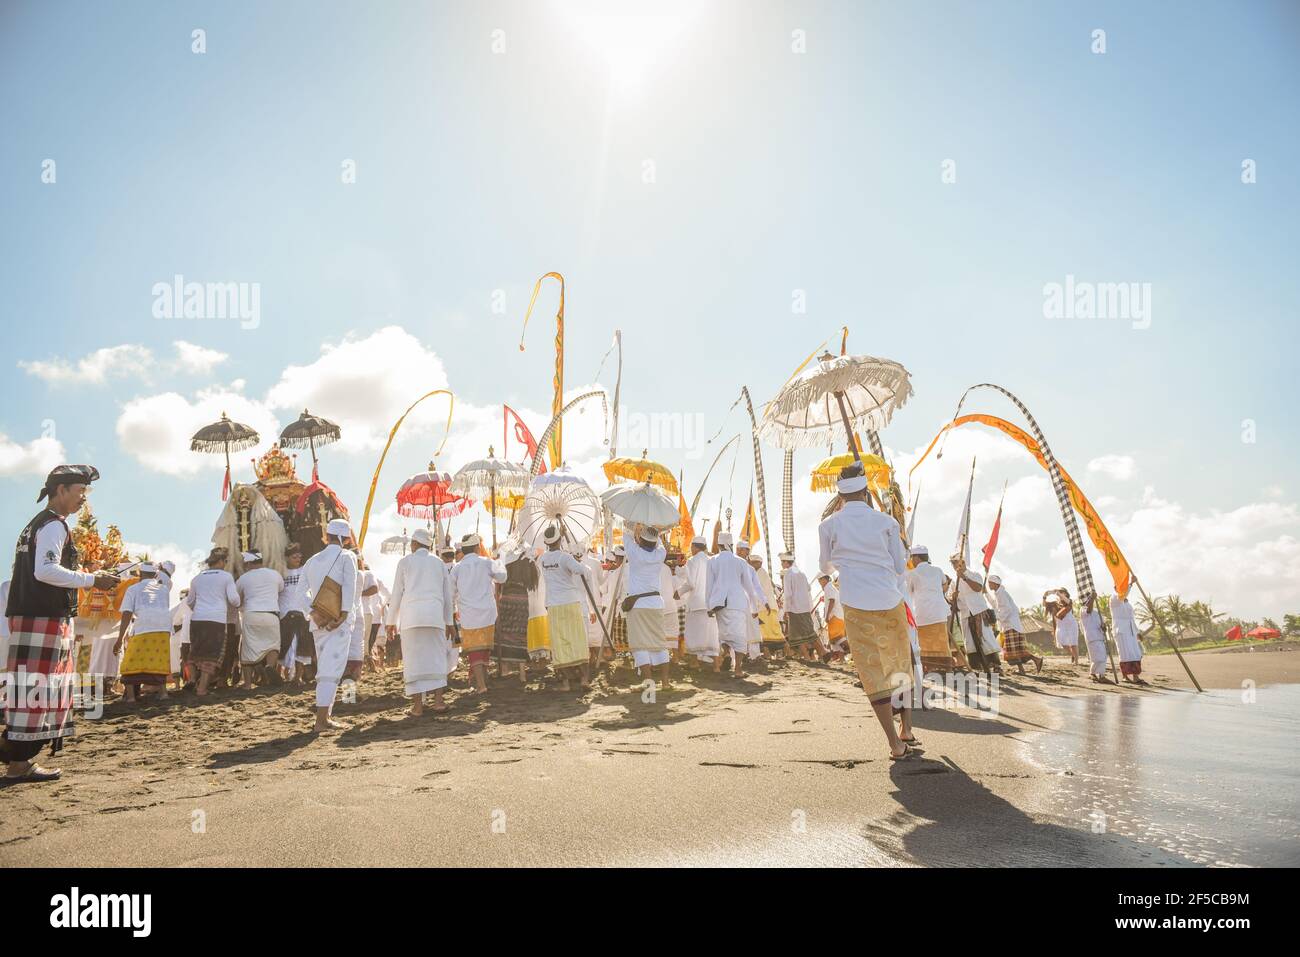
2 647 1295 867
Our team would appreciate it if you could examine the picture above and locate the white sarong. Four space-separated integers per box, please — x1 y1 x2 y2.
402 626 450 696
684 609 719 661
314 619 353 710
240 611 281 665
715 608 749 652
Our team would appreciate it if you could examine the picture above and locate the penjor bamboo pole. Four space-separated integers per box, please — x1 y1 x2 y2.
357 389 455 549
1131 574 1203 693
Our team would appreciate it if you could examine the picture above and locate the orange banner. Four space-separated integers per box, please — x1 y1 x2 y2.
910 414 1131 598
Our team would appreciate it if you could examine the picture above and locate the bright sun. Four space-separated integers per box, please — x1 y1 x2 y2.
559 0 697 93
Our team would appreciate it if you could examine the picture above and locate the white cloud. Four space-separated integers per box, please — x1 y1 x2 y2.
264 326 452 452
0 433 66 477
20 344 154 385
115 387 281 476
1087 453 1136 480
173 341 228 375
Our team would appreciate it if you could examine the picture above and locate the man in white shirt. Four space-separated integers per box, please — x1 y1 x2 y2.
734 540 766 660
115 562 174 702
170 588 191 688
4 465 118 784
678 536 719 667
346 556 379 679
624 525 672 686
450 533 506 693
817 573 847 658
987 575 1042 674
818 467 917 760
1080 593 1113 683
581 544 607 671
279 543 312 686
905 546 957 673
186 548 241 697
706 532 764 678
948 557 1002 675
235 551 284 688
537 525 593 690
301 519 359 731
779 552 821 660
386 528 455 715
1110 591 1146 684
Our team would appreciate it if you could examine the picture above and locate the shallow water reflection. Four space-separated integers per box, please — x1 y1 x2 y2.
1031 684 1300 866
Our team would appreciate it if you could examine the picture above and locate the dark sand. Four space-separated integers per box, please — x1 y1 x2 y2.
2 646 1295 866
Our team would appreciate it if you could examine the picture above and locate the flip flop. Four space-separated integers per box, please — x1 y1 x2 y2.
899 736 923 747
2 766 61 784
889 746 919 761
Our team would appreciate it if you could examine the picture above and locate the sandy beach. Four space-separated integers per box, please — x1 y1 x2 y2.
2 645 1295 867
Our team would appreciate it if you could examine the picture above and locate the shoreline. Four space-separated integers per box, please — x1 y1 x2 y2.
2 646 1294 866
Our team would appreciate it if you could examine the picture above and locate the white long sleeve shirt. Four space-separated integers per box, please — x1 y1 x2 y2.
300 543 358 632
450 553 507 628
386 548 455 630
186 568 241 624
817 501 906 612
780 565 813 614
236 566 284 615
990 584 1023 632
705 550 762 612
905 562 950 627
34 518 95 590
679 551 710 612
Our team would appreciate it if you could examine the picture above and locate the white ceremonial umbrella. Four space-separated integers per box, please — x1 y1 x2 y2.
759 352 913 454
515 467 601 550
599 480 679 528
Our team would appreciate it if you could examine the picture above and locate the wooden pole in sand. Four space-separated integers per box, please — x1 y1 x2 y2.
1130 574 1203 693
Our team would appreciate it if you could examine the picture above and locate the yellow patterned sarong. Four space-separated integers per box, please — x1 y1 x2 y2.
844 602 913 703
120 630 171 685
527 614 551 660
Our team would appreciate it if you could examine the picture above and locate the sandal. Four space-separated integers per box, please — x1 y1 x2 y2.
889 746 919 761
899 735 922 747
3 765 61 784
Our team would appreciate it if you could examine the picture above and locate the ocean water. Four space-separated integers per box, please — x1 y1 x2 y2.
1030 684 1300 866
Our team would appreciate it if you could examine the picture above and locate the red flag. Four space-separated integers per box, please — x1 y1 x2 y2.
503 405 546 474
981 503 1003 572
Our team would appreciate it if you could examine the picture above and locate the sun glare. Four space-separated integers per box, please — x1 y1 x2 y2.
559 0 697 94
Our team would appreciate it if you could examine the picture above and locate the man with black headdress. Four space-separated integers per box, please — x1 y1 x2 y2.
4 465 118 784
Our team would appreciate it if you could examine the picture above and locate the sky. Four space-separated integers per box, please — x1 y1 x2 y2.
2 0 1297 619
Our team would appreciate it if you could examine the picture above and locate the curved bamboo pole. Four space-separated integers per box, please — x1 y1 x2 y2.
688 434 741 519
527 389 609 478
519 271 565 470
356 389 455 549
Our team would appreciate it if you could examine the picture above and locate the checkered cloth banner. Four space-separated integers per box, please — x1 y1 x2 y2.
954 384 1096 603
740 387 773 575
781 450 795 556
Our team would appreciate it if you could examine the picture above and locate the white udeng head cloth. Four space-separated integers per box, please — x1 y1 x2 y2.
326 518 352 539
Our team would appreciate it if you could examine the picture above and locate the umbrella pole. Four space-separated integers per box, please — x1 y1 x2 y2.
223 443 232 501
490 479 497 551
833 392 862 464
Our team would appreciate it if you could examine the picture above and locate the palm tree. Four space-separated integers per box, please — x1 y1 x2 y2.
1163 595 1191 636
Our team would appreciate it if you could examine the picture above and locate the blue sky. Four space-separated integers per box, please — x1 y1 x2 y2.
2 1 1297 616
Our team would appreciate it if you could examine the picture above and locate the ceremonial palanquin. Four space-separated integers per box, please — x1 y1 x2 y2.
211 445 350 575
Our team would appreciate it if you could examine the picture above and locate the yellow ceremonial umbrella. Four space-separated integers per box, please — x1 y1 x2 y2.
810 449 892 494
602 449 679 495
